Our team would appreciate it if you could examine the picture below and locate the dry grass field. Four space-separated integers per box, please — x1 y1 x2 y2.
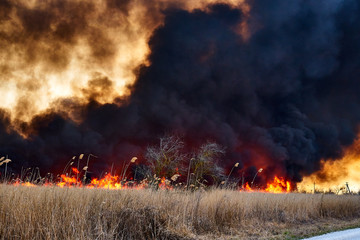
0 185 359 240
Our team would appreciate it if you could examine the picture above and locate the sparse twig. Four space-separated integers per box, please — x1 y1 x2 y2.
226 162 239 187
3 155 11 182
77 154 84 182
121 157 137 182
186 158 194 188
251 168 263 189
83 154 98 184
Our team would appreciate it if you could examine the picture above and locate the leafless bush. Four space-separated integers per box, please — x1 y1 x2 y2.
145 135 186 179
188 142 225 187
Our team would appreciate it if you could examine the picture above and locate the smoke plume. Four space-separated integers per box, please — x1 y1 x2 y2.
1 0 360 183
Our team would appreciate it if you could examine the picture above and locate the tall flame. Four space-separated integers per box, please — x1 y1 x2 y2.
241 176 291 193
299 137 360 193
0 0 154 123
0 0 249 127
264 176 291 193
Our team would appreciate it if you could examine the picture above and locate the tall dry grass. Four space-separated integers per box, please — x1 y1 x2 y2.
0 185 359 240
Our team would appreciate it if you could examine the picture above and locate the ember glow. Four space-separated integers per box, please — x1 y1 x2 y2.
14 180 36 187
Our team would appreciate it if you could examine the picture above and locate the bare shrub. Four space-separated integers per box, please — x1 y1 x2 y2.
145 135 186 179
188 142 225 187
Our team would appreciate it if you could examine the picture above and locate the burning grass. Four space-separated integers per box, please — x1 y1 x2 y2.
0 185 359 240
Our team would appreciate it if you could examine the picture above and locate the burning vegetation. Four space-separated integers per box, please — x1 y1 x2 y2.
0 0 360 193
0 135 293 193
2 1 360 239
299 137 360 193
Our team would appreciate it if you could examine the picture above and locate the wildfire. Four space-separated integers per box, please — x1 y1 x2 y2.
57 175 79 188
241 176 291 193
299 137 360 193
0 0 250 127
244 182 252 191
13 180 36 187
72 167 80 174
90 173 122 189
158 177 173 190
53 167 148 190
10 165 291 193
265 176 291 193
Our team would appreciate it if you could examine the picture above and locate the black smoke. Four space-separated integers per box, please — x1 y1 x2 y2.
2 1 360 183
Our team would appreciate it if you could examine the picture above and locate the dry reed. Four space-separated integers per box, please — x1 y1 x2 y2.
0 185 359 240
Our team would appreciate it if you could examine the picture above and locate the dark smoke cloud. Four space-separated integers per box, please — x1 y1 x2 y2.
0 0 163 122
7 0 127 70
1 1 360 183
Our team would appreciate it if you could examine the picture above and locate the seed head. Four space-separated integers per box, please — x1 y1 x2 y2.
171 174 180 181
3 159 11 164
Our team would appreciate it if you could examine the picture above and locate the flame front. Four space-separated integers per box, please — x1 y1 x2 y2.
54 168 148 190
244 182 252 191
57 175 78 188
90 173 122 189
14 180 36 187
299 137 360 193
264 176 291 193
15 167 291 193
242 176 291 193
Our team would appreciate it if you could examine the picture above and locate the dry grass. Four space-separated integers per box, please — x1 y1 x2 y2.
0 185 359 240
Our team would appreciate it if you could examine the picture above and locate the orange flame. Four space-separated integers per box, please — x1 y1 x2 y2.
90 173 122 189
299 137 360 193
243 182 253 191
52 171 147 190
264 176 291 193
15 172 292 193
241 176 291 193
0 0 250 127
21 182 36 187
72 167 80 174
13 164 291 193
158 177 173 190
13 180 36 187
57 174 80 188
